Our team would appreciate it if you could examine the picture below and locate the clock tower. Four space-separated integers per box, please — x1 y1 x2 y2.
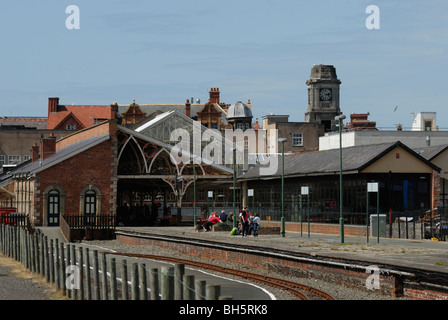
305 64 342 131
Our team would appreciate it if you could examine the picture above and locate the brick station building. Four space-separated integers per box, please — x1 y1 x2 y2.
0 112 234 228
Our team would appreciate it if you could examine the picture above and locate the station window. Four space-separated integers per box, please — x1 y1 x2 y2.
292 133 303 146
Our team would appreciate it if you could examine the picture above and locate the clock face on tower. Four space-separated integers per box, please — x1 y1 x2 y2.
319 88 332 101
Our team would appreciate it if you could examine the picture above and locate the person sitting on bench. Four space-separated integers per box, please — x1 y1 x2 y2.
203 212 221 231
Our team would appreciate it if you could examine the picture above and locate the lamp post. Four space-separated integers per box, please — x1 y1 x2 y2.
232 147 237 229
335 114 346 244
278 137 287 237
193 157 197 230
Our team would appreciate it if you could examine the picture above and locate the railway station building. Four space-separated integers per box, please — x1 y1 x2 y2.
238 141 443 225
0 111 237 228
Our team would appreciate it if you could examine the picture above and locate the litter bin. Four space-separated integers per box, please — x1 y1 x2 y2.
370 214 387 238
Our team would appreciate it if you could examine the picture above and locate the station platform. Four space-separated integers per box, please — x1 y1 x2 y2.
115 225 448 275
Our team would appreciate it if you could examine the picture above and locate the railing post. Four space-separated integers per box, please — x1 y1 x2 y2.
71 244 77 299
206 285 220 300
183 275 195 300
139 263 148 300
78 246 85 300
121 259 128 300
161 266 174 300
174 263 185 300
195 280 206 300
60 242 66 295
54 239 60 290
49 239 54 283
85 247 92 300
92 250 100 300
150 268 160 300
65 244 71 298
110 258 118 300
131 262 139 300
101 253 108 300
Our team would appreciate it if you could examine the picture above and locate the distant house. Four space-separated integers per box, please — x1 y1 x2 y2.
46 97 116 131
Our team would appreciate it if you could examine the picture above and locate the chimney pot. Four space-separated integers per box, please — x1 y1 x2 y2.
48 97 59 114
40 134 57 160
185 99 191 118
32 143 39 162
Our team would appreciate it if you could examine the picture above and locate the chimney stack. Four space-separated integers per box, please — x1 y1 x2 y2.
40 133 56 160
209 88 220 104
185 99 191 118
48 97 59 114
32 143 39 162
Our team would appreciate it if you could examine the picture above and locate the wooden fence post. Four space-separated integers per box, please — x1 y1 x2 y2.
206 285 220 300
139 263 148 300
174 263 185 300
78 246 85 300
60 243 66 295
85 247 92 300
101 253 108 300
92 250 100 300
161 266 174 300
54 239 60 290
183 275 195 300
49 239 54 283
110 258 118 300
195 280 206 300
71 244 76 299
150 268 160 300
121 259 128 300
65 244 71 298
131 262 139 300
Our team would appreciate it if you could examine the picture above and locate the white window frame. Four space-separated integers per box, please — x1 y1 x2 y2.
292 133 303 147
8 155 21 164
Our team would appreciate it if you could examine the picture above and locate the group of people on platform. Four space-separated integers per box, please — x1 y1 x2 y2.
200 206 261 237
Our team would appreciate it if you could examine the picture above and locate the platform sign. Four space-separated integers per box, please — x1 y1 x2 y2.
248 189 254 197
208 191 213 198
367 182 378 193
301 186 309 195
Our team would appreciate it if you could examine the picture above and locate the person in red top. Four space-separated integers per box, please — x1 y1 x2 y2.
203 212 221 231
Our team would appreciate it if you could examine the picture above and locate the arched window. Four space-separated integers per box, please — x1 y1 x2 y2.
48 190 60 226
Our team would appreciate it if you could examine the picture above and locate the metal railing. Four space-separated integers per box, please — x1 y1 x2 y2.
60 214 116 242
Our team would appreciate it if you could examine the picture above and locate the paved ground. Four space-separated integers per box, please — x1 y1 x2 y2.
0 255 53 300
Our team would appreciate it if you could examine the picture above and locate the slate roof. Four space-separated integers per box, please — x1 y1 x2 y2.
239 141 440 180
0 117 48 130
118 104 205 119
0 134 110 186
413 144 448 161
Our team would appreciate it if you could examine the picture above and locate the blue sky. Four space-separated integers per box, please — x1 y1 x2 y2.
1 1 447 129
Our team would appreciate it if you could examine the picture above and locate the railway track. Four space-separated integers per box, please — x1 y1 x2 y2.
104 251 335 300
